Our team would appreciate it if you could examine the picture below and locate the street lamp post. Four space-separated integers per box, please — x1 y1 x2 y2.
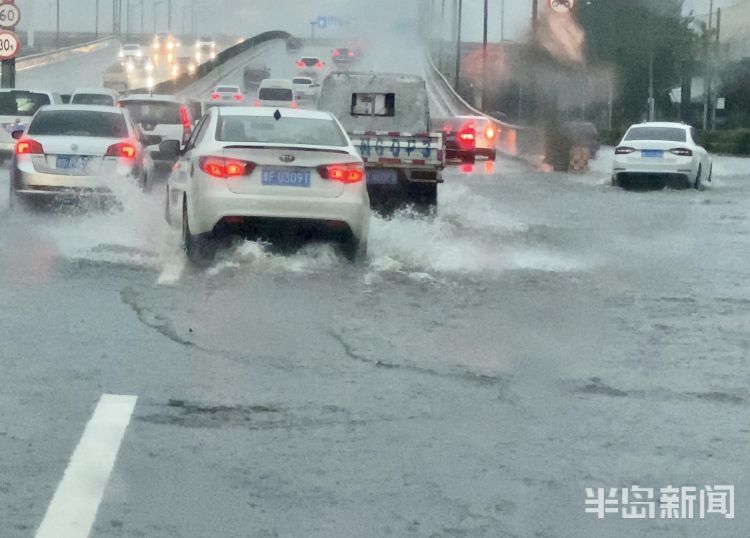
153 0 164 34
455 0 462 92
95 0 99 37
56 0 60 47
482 0 488 110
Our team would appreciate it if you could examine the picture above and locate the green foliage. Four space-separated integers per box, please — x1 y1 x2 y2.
718 59 750 129
577 0 697 128
699 129 750 155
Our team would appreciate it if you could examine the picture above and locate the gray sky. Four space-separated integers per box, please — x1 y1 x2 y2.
22 0 533 41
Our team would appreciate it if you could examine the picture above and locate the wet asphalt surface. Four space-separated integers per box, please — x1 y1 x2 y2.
1 149 749 537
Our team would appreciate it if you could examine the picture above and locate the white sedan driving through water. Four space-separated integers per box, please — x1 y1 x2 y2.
163 106 371 263
612 122 712 190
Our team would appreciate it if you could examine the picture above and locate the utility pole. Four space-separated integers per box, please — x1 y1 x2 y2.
95 0 99 37
648 52 655 121
439 0 445 72
455 0 462 92
501 0 505 41
56 0 60 47
531 0 538 37
482 0 488 110
126 0 131 38
702 0 714 130
168 0 172 33
711 7 721 131
140 0 144 36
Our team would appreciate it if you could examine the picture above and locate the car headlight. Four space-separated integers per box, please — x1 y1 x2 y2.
145 62 154 72
167 42 174 50
126 62 135 72
146 76 155 89
137 50 142 58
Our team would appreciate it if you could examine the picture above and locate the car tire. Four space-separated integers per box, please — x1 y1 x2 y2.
164 186 172 225
707 164 713 183
488 149 497 161
182 199 215 266
694 165 703 190
611 175 619 188
341 235 367 263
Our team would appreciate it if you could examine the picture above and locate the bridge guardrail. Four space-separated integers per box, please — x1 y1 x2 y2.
17 37 117 71
425 53 545 164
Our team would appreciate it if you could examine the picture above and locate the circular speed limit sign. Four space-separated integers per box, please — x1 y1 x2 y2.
0 3 21 29
548 0 574 13
0 30 20 60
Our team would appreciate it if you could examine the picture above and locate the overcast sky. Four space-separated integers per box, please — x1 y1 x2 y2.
21 0 740 40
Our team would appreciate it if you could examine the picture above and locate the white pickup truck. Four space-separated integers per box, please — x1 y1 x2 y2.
318 72 445 209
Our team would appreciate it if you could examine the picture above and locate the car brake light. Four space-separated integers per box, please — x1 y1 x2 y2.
199 156 254 179
234 94 243 101
105 141 137 159
670 147 693 157
457 128 476 150
315 61 324 68
333 50 340 57
16 139 44 155
180 105 192 143
254 100 261 107
317 163 364 184
296 61 305 68
485 125 496 141
290 101 298 109
615 146 636 155
211 93 220 100
348 51 354 57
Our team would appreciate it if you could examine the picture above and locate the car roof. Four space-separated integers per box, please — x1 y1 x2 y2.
122 43 141 48
216 106 334 121
39 104 123 113
120 94 182 103
0 88 55 95
259 79 294 88
71 88 119 96
300 56 321 60
630 122 689 130
215 85 240 89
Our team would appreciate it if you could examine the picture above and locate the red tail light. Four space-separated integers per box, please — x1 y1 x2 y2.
180 105 192 143
615 146 636 155
290 101 299 109
484 125 497 141
670 147 693 157
254 100 261 107
348 51 354 57
211 93 220 100
105 141 137 159
199 156 254 179
233 94 243 101
317 163 365 184
457 128 476 150
333 50 341 57
16 139 44 155
315 61 324 68
296 61 305 68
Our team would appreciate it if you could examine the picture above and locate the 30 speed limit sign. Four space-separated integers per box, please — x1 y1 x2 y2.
548 0 574 13
0 30 20 60
0 3 20 29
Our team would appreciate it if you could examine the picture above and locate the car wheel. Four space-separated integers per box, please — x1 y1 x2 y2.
164 186 171 225
182 199 215 266
694 165 703 190
341 235 367 263
611 175 619 188
488 149 497 161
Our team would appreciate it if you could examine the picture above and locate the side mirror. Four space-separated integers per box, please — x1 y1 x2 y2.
11 129 24 140
159 139 182 157
142 134 162 147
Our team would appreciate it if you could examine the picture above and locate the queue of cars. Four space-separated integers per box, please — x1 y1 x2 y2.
5 36 714 267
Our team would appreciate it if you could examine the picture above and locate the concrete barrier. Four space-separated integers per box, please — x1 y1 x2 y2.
17 37 117 71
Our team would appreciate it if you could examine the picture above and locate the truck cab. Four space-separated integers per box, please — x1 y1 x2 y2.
317 71 444 210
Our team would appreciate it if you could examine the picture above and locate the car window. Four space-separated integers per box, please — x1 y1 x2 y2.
300 58 319 67
216 115 348 147
216 87 239 93
27 110 129 138
624 127 687 142
0 91 51 116
120 100 182 124
292 78 312 85
351 93 396 117
71 94 115 107
259 88 293 101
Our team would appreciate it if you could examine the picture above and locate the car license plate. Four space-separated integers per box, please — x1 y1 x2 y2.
261 167 311 188
641 150 663 158
366 169 398 185
56 155 89 170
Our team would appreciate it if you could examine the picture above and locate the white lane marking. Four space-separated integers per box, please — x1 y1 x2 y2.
36 394 138 538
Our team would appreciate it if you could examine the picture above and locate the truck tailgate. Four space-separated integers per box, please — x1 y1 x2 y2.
349 131 444 169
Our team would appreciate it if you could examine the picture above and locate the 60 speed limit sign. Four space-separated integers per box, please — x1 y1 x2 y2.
0 3 20 29
0 30 20 60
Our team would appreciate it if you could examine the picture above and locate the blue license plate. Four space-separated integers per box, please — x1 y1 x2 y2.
261 167 311 187
641 150 663 159
366 169 398 185
56 155 89 169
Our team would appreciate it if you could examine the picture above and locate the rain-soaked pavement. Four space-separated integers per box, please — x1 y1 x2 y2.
1 148 748 537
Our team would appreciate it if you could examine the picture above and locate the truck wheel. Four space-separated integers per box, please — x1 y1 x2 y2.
341 235 367 263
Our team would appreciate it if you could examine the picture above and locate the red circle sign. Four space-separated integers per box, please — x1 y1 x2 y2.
0 3 21 29
548 0 574 13
0 30 20 60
